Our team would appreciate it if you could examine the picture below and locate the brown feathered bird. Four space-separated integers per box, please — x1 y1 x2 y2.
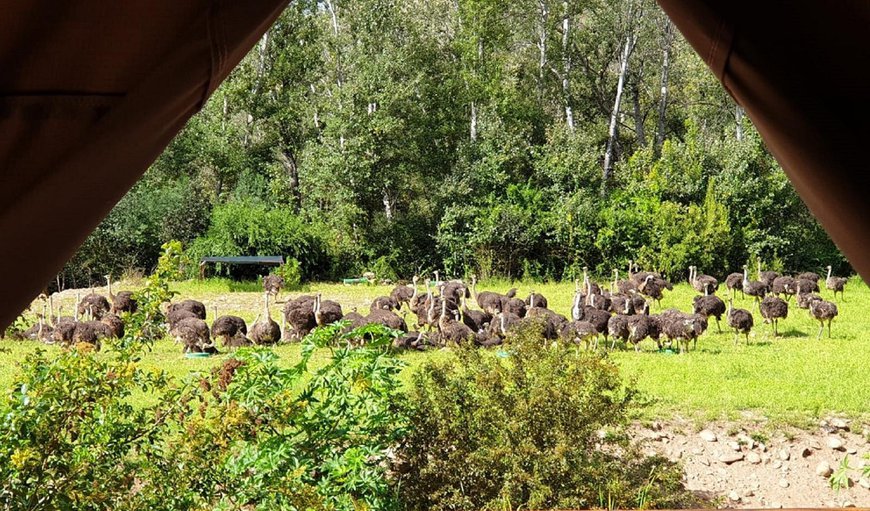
759 295 788 336
249 292 281 345
825 265 847 301
727 298 754 345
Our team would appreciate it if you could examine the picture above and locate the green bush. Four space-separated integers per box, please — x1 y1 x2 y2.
393 327 696 510
275 257 303 290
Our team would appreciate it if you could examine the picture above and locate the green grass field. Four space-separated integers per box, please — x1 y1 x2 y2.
4 276 868 426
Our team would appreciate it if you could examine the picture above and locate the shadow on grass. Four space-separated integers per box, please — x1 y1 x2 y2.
779 328 806 338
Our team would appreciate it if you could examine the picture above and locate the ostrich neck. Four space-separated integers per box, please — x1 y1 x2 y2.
827 266 832 280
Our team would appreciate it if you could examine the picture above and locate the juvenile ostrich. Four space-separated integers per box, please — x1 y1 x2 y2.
796 281 823 309
795 277 820 294
167 308 199 329
460 295 491 332
441 280 469 304
105 274 137 314
249 292 281 345
168 300 207 320
438 298 475 345
407 276 423 312
100 313 125 338
172 317 214 353
727 298 754 345
759 295 788 336
638 275 664 308
613 269 637 295
504 296 527 317
488 311 522 339
581 299 611 346
757 261 780 289
741 265 767 309
561 320 597 350
78 290 111 320
314 293 344 327
390 276 417 309
470 275 505 315
283 295 317 341
607 300 632 349
71 320 112 350
582 267 601 295
367 308 408 332
341 308 368 333
692 294 726 333
523 297 566 340
525 291 548 310
371 295 399 311
660 312 706 353
725 272 744 299
796 271 821 283
808 297 838 339
570 291 583 321
211 307 248 348
627 304 660 351
825 265 847 301
263 274 284 300
609 293 635 315
770 276 796 300
690 266 719 295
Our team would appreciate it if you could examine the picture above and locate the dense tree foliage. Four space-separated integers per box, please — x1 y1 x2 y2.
63 0 846 286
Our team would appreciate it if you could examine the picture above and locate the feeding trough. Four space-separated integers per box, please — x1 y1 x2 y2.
184 352 214 359
342 277 370 285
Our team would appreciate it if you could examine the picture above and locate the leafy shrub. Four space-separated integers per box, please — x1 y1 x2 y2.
275 257 303 291
394 327 695 510
187 201 331 281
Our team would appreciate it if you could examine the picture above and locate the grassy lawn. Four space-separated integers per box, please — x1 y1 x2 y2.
3 276 868 425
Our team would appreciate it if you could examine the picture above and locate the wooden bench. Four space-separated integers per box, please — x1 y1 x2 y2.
198 256 284 279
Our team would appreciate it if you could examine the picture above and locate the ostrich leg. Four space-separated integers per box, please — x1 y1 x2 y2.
816 322 824 340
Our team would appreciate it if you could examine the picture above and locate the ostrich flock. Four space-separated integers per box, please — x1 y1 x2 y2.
15 263 847 354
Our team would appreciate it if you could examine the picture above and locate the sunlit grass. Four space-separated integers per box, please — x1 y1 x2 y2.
4 275 868 425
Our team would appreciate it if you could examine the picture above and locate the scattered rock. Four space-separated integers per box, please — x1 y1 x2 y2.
847 446 858 455
717 467 728 477
747 452 761 464
828 437 845 451
770 502 783 509
759 442 768 452
772 459 782 469
778 478 789 488
728 491 741 502
691 448 703 456
809 439 822 450
859 478 870 489
801 446 813 458
816 461 833 477
778 448 790 461
744 490 755 498
843 501 856 508
728 441 741 452
698 457 710 466
719 452 744 464
831 417 849 430
651 421 663 431
699 429 717 442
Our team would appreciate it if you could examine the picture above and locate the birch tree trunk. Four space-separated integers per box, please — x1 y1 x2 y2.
537 0 548 95
735 105 745 141
277 149 302 213
561 0 574 131
602 33 636 193
654 20 672 154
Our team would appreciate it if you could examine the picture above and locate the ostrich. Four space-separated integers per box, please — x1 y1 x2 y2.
470 274 505 315
741 265 767 309
570 290 583 321
314 293 344 327
796 271 821 283
460 295 491 332
71 320 112 350
796 281 823 309
283 295 317 341
504 296 527 317
371 295 399 311
488 311 522 339
211 306 248 348
770 275 796 300
808 297 838 339
627 304 660 352
441 280 469 304
613 269 637 295
638 275 664 308
825 265 847 301
105 274 137 314
167 308 199 329
100 313 124 338
725 272 745 299
690 266 719 295
609 293 635 315
367 308 408 332
582 267 601 296
438 297 476 345
561 320 597 350
523 297 566 340
168 300 207 320
607 299 632 349
407 276 423 312
77 289 111 320
692 294 726 333
263 274 284 300
249 292 281 345
172 317 214 353
757 261 780 289
759 295 788 336
660 312 706 353
525 291 548 310
582 297 611 347
727 298 754 345
795 277 820 294
390 276 417 309
341 307 368 333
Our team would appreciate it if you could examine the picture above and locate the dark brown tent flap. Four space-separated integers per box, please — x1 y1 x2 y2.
0 1 288 330
657 0 870 283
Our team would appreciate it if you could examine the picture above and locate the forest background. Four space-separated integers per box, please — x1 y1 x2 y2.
61 0 846 288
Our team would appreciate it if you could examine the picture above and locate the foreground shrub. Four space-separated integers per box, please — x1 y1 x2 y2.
0 323 406 511
394 328 695 510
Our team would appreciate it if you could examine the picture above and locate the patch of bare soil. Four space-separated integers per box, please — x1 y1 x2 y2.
636 417 870 508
